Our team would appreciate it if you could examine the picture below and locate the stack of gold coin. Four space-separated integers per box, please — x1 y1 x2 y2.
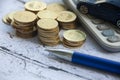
46 3 66 14
12 11 37 38
63 30 86 48
37 19 60 46
57 11 77 29
37 10 58 19
24 1 47 14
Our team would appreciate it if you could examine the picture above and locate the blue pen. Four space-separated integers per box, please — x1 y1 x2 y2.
46 49 120 74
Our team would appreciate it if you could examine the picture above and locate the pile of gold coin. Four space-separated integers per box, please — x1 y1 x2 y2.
37 19 60 46
63 30 86 48
12 11 37 38
2 1 87 48
57 11 77 29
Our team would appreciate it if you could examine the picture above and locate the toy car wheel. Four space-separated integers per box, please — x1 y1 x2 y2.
117 20 120 28
79 5 88 14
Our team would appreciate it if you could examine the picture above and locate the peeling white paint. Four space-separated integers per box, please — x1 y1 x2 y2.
0 0 120 80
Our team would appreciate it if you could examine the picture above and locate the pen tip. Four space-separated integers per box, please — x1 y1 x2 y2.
45 48 73 53
45 48 56 52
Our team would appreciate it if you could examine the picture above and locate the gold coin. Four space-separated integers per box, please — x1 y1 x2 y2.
11 21 34 30
37 25 59 32
39 37 60 42
59 21 76 29
37 19 58 30
8 11 16 23
38 35 59 41
57 11 77 22
37 10 58 19
13 11 37 23
17 27 37 34
63 30 86 42
11 21 34 29
47 3 66 14
16 30 37 38
38 32 59 38
13 21 35 27
25 1 47 12
16 26 37 38
63 38 85 47
38 27 59 33
2 14 10 25
62 41 81 48
39 39 59 46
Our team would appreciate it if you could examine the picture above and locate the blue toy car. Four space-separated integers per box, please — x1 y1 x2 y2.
77 0 120 28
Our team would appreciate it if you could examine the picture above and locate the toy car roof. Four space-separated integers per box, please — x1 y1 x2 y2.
79 0 120 8
95 0 120 8
95 0 120 7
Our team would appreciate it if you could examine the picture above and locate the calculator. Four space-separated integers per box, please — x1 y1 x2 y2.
63 0 120 52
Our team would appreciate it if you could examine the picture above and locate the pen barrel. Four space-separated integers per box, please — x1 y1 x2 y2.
72 52 120 74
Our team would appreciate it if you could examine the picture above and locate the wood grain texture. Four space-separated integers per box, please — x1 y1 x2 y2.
0 0 120 80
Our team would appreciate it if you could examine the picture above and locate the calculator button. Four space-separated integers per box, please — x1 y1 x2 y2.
97 25 110 30
107 36 120 42
91 19 104 24
102 29 115 37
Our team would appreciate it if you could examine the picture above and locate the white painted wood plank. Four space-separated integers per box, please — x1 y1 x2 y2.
0 0 120 80
0 50 86 80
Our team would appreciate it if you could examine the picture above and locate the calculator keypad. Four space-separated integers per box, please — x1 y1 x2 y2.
90 18 120 43
91 18 120 43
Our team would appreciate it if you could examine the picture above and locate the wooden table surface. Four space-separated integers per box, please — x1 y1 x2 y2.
0 0 120 80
